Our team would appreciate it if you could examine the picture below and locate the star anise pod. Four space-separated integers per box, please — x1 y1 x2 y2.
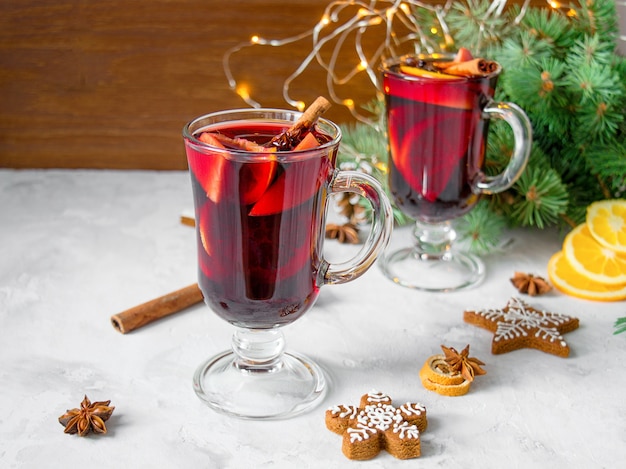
325 222 360 244
441 345 486 383
335 193 366 225
59 395 115 436
510 271 552 296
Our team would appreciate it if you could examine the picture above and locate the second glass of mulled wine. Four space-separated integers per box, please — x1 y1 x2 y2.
380 54 532 291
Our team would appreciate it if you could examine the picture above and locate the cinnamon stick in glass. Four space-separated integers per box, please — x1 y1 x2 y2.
267 96 332 150
111 283 204 334
435 58 498 77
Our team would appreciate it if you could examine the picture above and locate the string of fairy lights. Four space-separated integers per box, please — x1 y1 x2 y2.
222 0 567 126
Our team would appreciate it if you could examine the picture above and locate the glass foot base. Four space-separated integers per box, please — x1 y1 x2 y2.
193 350 327 420
380 246 485 292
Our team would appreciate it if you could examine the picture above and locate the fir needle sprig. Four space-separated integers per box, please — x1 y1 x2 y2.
614 317 626 335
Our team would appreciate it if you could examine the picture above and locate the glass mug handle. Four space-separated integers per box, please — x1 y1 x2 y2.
321 170 393 285
474 101 533 194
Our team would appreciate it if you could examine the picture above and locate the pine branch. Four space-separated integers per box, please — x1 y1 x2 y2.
585 140 626 196
571 0 620 42
614 317 626 335
457 199 508 255
510 165 570 229
518 5 576 55
446 0 513 54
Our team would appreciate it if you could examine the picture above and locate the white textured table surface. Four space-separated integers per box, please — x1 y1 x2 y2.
1 169 625 468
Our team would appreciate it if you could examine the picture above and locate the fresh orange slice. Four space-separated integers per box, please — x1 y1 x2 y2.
586 199 626 254
562 223 626 285
548 251 626 301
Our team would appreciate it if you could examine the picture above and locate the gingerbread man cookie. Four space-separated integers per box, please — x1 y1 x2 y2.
325 391 427 460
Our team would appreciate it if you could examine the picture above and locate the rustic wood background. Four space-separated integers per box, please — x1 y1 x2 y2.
1 0 546 169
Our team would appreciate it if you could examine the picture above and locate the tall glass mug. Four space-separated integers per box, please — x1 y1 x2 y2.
183 109 392 419
380 55 532 292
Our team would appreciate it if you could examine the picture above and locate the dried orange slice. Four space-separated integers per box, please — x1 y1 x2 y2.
586 199 626 254
562 223 626 285
419 364 471 396
547 251 626 302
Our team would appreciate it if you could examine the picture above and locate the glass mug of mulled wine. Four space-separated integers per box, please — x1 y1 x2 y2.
380 53 532 292
183 107 393 419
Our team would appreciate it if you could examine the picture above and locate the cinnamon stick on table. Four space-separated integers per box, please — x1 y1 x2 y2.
111 283 204 334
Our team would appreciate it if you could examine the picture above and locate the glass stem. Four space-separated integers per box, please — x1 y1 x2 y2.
231 327 285 372
412 220 456 260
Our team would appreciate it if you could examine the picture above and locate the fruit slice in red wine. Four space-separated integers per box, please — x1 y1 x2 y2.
389 110 473 201
187 132 228 203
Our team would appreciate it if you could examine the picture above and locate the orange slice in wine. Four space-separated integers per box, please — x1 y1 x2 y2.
389 110 473 201
240 159 278 205
249 157 329 217
293 132 320 151
187 132 228 203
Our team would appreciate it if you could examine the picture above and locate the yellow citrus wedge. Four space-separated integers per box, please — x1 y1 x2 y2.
562 223 626 285
586 199 626 254
548 251 626 301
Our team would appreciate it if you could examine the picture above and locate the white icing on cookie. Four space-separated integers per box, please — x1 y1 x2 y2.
399 402 425 416
329 404 358 419
366 391 391 404
348 423 376 442
393 421 420 439
478 297 571 347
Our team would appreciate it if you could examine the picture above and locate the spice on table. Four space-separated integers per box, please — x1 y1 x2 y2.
111 283 204 334
325 222 360 244
336 193 366 224
441 344 486 382
510 271 552 296
58 396 115 436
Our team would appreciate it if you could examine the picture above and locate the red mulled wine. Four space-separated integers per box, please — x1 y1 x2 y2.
186 121 336 328
383 57 500 222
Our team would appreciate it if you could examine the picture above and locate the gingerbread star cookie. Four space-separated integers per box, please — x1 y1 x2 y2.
464 297 579 357
325 391 427 460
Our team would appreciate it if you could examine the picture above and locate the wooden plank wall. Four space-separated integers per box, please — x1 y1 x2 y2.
1 0 545 169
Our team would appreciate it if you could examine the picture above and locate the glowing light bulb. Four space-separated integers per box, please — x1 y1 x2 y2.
548 1 560 8
250 35 260 44
296 101 306 112
236 84 250 101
